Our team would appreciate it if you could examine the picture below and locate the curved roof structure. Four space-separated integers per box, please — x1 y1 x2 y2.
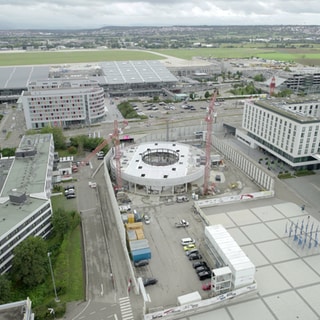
111 141 205 190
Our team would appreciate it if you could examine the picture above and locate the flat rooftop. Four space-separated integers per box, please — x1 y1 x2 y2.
0 134 52 200
190 200 320 320
0 60 178 90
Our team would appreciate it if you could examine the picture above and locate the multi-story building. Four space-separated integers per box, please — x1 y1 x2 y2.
280 72 320 94
240 98 320 169
20 79 106 129
0 134 54 273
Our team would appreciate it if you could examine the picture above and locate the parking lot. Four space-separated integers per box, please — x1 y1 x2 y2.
132 200 212 310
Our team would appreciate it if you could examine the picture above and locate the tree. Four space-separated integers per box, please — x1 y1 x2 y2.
51 208 75 240
0 275 12 304
11 236 48 289
204 91 210 99
40 127 66 150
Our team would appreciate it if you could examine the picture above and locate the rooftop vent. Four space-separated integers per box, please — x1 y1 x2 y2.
9 190 27 205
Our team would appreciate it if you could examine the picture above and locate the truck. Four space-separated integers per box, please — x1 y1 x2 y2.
176 195 189 203
175 219 189 228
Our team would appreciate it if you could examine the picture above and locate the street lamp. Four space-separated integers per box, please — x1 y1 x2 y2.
47 252 60 302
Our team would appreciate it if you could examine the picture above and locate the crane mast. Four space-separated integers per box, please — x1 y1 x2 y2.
203 90 217 195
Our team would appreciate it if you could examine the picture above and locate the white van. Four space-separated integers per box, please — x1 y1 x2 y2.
181 237 195 246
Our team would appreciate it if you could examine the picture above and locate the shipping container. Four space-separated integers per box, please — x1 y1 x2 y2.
127 214 135 224
126 229 137 242
135 228 145 240
125 222 143 230
177 291 201 306
129 239 149 251
131 247 151 262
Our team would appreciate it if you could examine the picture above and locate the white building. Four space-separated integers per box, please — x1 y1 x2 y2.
0 134 54 273
20 79 105 129
239 99 320 169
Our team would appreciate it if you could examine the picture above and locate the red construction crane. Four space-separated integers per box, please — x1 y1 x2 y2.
78 120 128 190
270 76 276 96
203 90 218 195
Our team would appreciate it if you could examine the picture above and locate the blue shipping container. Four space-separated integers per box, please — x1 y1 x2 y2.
131 247 151 262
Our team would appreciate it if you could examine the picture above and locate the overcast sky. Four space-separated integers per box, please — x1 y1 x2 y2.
1 0 320 29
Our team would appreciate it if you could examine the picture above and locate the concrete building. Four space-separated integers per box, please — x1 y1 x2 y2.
238 98 320 169
0 298 34 320
20 79 106 129
0 134 54 273
110 141 206 194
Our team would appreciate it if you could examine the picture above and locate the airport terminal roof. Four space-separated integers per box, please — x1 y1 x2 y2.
0 60 178 90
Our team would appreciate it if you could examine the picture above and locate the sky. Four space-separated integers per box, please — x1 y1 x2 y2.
1 0 320 29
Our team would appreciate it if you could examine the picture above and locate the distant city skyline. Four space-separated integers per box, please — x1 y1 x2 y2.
1 0 320 30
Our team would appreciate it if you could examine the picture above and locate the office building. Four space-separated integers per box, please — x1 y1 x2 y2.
240 99 320 169
0 134 54 273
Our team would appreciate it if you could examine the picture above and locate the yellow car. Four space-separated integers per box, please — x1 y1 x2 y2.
183 244 196 251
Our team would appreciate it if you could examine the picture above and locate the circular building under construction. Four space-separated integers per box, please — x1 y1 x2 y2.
110 141 206 194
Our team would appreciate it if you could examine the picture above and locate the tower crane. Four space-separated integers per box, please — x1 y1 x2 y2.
269 76 276 96
203 90 218 195
78 120 128 192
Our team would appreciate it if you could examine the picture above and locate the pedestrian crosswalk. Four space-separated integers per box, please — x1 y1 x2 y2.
119 296 134 320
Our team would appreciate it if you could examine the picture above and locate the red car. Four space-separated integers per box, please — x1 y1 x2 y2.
202 283 212 291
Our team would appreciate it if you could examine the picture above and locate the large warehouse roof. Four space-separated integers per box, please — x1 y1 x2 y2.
0 60 177 90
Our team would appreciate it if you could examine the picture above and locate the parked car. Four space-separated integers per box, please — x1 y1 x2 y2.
186 249 199 256
143 278 158 287
198 271 211 280
215 175 221 181
188 253 202 261
134 260 149 267
192 261 208 269
175 219 189 228
66 194 76 199
183 244 196 251
196 266 210 274
65 189 75 196
202 283 212 291
143 214 151 224
181 237 195 246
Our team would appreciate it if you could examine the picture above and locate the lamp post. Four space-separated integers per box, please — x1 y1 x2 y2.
47 252 60 302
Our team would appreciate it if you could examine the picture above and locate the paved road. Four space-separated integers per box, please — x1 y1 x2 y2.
62 161 141 320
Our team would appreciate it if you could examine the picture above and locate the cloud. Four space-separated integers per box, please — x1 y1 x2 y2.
0 0 320 29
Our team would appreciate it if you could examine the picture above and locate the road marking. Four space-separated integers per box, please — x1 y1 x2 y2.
100 283 103 296
311 183 320 192
119 296 134 320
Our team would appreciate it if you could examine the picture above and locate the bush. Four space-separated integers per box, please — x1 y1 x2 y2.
294 170 315 177
278 172 294 179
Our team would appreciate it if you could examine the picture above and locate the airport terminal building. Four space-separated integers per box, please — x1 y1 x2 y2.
0 60 179 104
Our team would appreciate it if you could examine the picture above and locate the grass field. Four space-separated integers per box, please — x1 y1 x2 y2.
153 47 320 65
1 46 320 66
0 49 164 66
50 195 84 302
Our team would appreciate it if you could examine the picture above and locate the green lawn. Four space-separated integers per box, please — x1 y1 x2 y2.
0 49 164 66
50 195 84 302
1 46 320 67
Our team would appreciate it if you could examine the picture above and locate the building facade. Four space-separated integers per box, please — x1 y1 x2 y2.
241 99 320 169
20 79 106 129
0 134 54 273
